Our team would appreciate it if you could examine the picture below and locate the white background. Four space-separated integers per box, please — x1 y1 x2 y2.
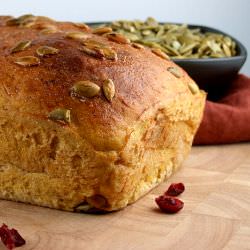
1 0 249 74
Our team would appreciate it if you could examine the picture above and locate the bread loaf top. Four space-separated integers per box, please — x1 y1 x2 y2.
0 15 203 151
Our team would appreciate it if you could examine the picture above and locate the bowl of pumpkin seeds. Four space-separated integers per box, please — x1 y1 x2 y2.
89 17 247 97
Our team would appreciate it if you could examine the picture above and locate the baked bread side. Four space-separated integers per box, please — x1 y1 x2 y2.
0 15 206 211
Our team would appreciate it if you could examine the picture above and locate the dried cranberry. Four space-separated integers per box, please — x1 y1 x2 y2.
165 182 185 196
155 195 184 213
0 224 25 250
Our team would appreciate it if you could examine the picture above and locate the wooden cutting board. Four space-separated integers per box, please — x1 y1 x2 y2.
1 144 250 250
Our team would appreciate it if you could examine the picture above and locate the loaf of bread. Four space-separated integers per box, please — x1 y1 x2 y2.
0 15 206 212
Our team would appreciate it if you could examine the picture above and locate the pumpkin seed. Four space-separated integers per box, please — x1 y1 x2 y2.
101 47 117 60
20 18 37 28
21 21 37 28
142 30 152 36
48 108 71 124
146 17 158 27
121 32 139 41
71 81 100 98
79 46 104 59
14 56 40 66
6 18 21 26
66 31 90 40
6 14 36 26
105 32 130 44
156 26 164 37
167 66 182 78
179 43 198 54
75 203 93 212
18 14 35 22
188 81 199 94
132 43 144 49
102 18 237 59
73 22 91 31
81 39 107 49
222 43 231 57
40 28 58 35
112 21 122 28
172 40 181 50
11 40 32 53
36 46 59 57
152 48 170 60
93 27 112 35
102 79 115 102
80 40 117 60
30 22 57 30
164 44 180 56
37 16 55 22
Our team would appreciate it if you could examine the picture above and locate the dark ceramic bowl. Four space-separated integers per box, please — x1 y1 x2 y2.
87 22 247 99
173 24 247 98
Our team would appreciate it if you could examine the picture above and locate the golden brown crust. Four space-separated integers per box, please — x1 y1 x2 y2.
0 15 206 211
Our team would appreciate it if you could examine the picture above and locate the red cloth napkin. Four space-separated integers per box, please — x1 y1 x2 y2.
194 74 250 144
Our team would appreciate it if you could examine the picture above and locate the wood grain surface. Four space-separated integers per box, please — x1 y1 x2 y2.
1 144 250 250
